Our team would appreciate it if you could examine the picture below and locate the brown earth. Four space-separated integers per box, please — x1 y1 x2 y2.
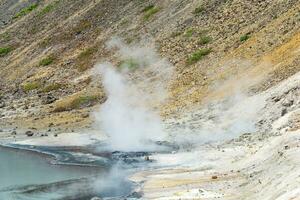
0 0 299 132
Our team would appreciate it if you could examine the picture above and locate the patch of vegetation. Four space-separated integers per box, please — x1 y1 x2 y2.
199 35 212 45
71 95 99 108
42 83 62 93
14 3 38 19
39 1 59 16
39 38 51 47
39 56 54 66
73 20 92 35
142 5 154 12
0 47 12 57
53 94 101 112
143 5 160 21
170 31 182 38
0 32 11 42
77 47 96 71
78 47 95 60
118 58 140 70
240 34 250 42
184 28 194 38
187 48 212 65
193 6 204 15
120 19 129 26
23 82 42 92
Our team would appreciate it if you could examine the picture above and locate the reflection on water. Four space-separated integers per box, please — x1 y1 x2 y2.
0 146 133 200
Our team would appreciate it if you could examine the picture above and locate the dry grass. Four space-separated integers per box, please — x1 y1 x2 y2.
53 92 104 112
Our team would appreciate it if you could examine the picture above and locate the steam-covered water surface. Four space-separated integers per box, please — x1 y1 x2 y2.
0 146 134 200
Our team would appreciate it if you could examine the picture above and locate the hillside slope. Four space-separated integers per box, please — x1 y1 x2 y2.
1 0 300 199
0 0 299 133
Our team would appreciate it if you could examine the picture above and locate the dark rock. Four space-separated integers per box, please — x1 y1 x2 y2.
281 108 287 116
127 191 143 198
54 134 58 137
11 130 17 135
42 94 57 105
82 113 89 118
25 131 34 137
0 102 5 108
211 175 218 179
49 123 54 127
282 99 293 107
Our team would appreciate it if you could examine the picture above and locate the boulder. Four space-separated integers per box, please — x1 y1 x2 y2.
25 130 34 137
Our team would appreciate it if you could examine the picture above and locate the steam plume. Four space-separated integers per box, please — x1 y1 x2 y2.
93 38 173 152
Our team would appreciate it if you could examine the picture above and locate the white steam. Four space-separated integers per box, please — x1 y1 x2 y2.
93 38 173 152
167 88 266 146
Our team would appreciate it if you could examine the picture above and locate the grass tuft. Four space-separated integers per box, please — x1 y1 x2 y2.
187 48 212 65
0 33 11 42
0 47 12 57
184 28 194 38
42 83 62 93
199 35 212 45
77 47 96 71
23 82 42 92
193 6 204 15
73 20 92 35
143 5 160 21
14 3 38 19
53 94 101 112
240 34 250 42
39 56 54 66
39 1 59 16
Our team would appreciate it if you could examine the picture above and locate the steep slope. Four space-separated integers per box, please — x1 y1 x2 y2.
0 0 300 199
0 0 299 133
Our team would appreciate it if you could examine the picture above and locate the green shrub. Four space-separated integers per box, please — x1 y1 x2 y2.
187 48 212 65
199 35 212 45
184 28 194 38
142 5 155 13
23 82 41 92
193 6 204 15
39 56 54 66
0 47 12 57
39 1 59 16
143 5 160 21
14 3 38 19
42 83 62 93
240 34 250 42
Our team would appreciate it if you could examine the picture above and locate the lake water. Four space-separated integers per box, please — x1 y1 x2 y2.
0 146 133 200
